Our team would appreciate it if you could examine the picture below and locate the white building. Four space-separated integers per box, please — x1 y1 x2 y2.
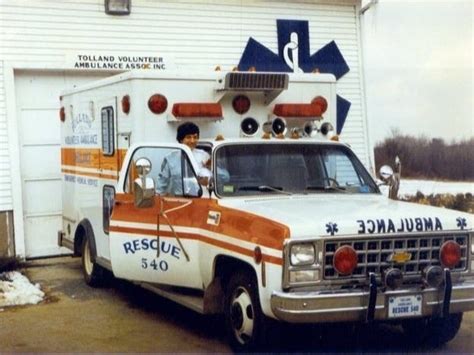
0 0 372 258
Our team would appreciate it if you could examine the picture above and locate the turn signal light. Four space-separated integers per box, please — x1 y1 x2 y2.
148 94 168 114
333 245 357 275
440 240 461 268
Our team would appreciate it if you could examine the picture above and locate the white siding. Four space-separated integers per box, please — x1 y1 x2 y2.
0 0 366 213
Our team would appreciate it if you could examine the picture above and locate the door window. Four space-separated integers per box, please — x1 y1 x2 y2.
124 147 201 197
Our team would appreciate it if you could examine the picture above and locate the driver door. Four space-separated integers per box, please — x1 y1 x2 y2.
109 144 204 288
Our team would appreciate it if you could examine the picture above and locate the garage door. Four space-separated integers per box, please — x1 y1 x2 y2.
14 70 112 258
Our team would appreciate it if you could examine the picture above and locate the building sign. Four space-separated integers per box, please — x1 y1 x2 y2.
67 53 173 70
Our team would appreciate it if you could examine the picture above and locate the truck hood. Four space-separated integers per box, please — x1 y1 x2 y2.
218 194 473 239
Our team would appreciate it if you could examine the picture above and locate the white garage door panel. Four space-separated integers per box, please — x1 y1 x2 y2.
24 215 62 258
23 179 61 216
20 145 60 178
15 70 111 257
20 109 59 144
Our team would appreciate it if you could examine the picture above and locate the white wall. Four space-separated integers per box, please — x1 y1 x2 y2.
0 0 368 214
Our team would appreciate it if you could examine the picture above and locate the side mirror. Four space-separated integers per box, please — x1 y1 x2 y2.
379 165 394 184
134 157 155 208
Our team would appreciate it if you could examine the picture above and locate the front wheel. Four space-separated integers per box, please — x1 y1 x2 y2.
402 313 463 347
224 271 266 352
81 236 106 287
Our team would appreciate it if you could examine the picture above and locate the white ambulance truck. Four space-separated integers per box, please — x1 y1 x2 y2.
58 70 474 351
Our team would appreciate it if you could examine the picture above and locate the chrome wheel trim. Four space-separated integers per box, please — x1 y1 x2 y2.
230 286 254 344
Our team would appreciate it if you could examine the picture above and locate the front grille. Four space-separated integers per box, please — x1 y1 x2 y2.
224 72 289 91
324 234 469 280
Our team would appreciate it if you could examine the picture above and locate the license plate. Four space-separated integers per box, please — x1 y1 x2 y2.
388 295 422 318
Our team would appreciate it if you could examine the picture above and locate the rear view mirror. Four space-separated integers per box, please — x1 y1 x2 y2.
379 165 394 183
134 157 155 208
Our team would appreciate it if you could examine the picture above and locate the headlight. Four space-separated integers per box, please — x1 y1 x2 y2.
290 243 315 266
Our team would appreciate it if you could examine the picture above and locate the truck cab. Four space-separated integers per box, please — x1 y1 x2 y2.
103 137 473 351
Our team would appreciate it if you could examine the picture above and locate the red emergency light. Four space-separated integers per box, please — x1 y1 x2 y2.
273 103 322 117
232 95 251 114
121 95 130 114
148 94 168 114
172 103 223 119
273 96 328 118
59 107 66 122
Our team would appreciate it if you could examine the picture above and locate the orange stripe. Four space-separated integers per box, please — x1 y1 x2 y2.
109 225 283 265
61 147 127 172
61 168 118 180
112 195 290 251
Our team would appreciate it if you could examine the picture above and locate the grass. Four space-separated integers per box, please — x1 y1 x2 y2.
401 192 473 213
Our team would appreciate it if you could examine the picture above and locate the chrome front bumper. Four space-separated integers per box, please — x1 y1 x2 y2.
271 279 474 323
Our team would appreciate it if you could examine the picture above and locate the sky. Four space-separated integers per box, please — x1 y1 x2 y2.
360 0 473 144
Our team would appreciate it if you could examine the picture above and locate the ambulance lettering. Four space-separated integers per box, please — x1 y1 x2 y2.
357 217 443 234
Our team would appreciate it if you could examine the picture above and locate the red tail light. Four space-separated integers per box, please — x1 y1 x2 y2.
440 241 461 268
121 95 130 114
333 245 358 275
311 96 328 114
148 94 168 114
59 107 65 122
232 95 251 114
172 103 222 118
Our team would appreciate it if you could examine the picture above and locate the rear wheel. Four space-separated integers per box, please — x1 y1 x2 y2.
81 236 106 287
224 271 266 352
402 313 463 347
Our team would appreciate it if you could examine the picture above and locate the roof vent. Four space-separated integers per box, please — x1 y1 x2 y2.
224 72 289 91
217 72 289 104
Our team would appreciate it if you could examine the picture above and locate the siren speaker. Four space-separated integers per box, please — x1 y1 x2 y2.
240 117 259 137
320 122 334 136
272 117 287 135
304 121 318 136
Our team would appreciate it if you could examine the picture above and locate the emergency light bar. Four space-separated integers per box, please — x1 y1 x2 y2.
172 103 223 120
273 103 323 118
273 96 328 119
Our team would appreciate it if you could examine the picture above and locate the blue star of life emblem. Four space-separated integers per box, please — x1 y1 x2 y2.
238 19 351 133
326 222 339 236
456 217 467 230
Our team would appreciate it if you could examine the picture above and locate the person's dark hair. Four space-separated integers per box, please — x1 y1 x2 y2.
176 122 200 142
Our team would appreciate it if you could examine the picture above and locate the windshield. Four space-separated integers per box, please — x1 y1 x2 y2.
215 143 378 196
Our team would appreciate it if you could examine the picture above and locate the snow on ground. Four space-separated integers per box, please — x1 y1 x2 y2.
0 271 44 307
379 179 474 197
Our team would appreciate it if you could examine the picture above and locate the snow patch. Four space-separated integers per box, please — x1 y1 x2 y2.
0 271 44 307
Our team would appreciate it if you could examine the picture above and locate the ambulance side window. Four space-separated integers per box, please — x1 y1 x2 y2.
101 106 115 156
103 185 115 234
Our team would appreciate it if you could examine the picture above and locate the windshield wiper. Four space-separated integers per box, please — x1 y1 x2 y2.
306 185 349 193
238 185 292 196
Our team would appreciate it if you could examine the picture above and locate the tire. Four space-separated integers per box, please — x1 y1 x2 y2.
402 313 463 347
224 271 267 352
81 236 106 287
